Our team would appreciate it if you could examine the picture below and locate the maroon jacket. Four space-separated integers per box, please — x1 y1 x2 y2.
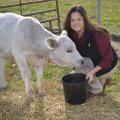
69 31 118 76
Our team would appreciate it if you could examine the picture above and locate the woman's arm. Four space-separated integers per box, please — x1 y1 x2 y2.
86 65 102 83
96 34 113 69
86 34 113 83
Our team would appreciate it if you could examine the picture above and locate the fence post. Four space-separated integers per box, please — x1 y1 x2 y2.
19 0 22 15
97 0 101 24
55 0 61 33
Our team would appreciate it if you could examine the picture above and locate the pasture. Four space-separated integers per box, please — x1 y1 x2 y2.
0 0 120 120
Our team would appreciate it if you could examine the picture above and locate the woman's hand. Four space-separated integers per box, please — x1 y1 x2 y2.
86 66 102 83
86 71 95 83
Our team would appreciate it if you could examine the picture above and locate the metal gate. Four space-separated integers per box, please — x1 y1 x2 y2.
0 0 61 33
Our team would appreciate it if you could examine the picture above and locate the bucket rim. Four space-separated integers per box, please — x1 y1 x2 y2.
62 73 87 84
62 79 87 84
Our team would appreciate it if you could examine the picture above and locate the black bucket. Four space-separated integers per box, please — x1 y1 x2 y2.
62 73 88 105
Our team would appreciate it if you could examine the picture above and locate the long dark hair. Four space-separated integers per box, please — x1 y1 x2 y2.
63 5 111 39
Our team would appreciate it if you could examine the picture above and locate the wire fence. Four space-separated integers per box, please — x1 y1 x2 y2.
59 0 120 35
0 0 61 33
0 0 120 35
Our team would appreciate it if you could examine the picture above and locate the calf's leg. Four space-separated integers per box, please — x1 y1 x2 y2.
0 58 6 89
34 66 46 96
13 53 35 97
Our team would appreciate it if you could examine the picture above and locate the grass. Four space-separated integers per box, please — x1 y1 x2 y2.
0 59 120 120
0 0 120 33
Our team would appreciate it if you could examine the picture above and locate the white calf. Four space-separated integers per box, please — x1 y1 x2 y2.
0 13 83 97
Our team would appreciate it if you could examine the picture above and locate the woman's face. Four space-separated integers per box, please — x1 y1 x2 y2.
70 11 85 32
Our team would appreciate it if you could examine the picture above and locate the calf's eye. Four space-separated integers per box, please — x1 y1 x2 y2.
66 49 73 53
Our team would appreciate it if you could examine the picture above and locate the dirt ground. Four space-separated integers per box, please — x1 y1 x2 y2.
0 90 120 120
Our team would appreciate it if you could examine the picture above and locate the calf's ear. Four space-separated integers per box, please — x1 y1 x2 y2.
45 38 59 49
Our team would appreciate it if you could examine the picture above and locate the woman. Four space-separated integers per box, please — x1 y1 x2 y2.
63 5 118 95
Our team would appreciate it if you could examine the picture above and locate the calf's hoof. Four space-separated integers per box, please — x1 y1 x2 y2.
27 90 36 98
38 90 46 97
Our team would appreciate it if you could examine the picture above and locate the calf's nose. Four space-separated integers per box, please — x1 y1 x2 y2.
76 59 84 65
81 60 84 65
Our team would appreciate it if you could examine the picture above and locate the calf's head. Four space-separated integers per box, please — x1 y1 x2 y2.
45 35 83 68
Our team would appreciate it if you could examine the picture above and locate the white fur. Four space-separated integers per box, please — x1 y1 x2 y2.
0 13 83 97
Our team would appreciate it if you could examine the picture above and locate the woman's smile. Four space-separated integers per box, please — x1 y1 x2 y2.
70 11 85 32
